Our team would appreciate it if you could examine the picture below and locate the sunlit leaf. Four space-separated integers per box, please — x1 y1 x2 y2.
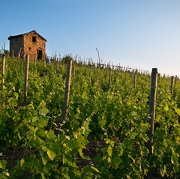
20 158 25 167
175 108 180 116
47 150 56 161
164 105 169 111
107 146 113 157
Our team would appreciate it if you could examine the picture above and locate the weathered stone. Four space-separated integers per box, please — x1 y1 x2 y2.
8 30 47 60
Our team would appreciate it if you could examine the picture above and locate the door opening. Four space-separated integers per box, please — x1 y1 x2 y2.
37 50 42 60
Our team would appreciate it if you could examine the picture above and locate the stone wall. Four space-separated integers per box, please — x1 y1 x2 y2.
23 31 46 60
9 36 24 58
9 31 46 60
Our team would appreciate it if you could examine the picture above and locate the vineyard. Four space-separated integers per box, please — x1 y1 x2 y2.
0 56 180 178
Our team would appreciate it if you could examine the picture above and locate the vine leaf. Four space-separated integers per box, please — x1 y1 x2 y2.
47 150 56 161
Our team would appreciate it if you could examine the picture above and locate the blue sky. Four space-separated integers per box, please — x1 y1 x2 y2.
0 0 180 76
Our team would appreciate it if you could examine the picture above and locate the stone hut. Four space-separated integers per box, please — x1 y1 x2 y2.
8 30 47 60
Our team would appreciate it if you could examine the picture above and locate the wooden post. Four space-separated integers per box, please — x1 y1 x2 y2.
148 68 158 154
149 68 158 144
63 59 72 120
2 55 5 90
147 68 158 177
170 76 175 96
24 55 29 105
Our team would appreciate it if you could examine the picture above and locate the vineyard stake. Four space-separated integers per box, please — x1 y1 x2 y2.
24 54 29 105
63 59 72 120
148 68 158 176
148 68 158 145
1 55 5 90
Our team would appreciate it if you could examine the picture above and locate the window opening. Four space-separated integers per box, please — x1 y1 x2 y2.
32 36 36 42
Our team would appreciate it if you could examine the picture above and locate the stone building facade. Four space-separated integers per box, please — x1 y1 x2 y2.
8 30 47 60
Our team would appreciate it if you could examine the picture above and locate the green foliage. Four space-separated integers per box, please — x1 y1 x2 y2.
0 160 10 178
61 55 74 65
0 57 179 178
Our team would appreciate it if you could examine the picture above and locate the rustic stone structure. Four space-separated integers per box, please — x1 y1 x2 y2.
8 30 47 60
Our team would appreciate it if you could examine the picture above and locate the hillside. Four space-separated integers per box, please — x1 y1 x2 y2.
0 56 180 178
